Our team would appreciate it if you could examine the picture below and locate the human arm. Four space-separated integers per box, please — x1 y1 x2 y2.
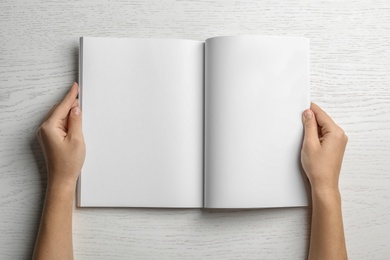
33 82 85 260
301 102 348 260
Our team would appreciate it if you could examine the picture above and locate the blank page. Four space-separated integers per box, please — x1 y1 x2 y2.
204 36 309 208
78 37 204 207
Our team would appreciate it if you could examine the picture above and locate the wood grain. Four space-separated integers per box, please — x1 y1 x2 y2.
1 0 389 259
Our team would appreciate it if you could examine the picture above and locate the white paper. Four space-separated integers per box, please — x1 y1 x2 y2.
78 37 204 207
204 36 310 208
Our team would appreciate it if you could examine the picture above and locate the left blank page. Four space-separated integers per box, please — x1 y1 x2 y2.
78 37 204 207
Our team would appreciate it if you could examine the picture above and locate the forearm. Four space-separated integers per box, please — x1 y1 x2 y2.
33 180 76 260
308 188 347 260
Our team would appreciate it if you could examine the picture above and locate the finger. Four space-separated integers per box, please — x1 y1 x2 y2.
310 102 336 129
52 82 79 119
71 99 79 110
67 106 83 139
302 109 320 148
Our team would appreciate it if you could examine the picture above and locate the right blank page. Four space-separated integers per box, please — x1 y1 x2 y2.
204 36 310 208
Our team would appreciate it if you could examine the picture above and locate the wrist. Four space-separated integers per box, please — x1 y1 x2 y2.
45 181 76 204
309 177 340 199
47 167 79 185
47 174 78 196
311 187 341 205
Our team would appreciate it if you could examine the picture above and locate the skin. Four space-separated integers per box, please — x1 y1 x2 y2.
33 82 85 260
301 103 348 260
33 84 348 259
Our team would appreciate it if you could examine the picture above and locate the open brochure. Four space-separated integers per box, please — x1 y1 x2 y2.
78 36 310 208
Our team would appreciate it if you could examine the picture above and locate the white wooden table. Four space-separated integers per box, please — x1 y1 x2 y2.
1 1 389 259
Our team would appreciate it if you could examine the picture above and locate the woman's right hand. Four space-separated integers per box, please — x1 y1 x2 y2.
301 102 348 193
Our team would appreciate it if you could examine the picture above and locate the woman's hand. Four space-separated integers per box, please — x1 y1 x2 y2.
36 82 85 188
33 82 85 260
301 102 348 193
301 102 348 260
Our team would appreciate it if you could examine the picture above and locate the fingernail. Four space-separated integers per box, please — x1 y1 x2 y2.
73 106 81 115
304 110 313 119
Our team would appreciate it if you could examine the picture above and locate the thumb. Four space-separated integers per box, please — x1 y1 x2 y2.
67 106 83 138
302 109 320 147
